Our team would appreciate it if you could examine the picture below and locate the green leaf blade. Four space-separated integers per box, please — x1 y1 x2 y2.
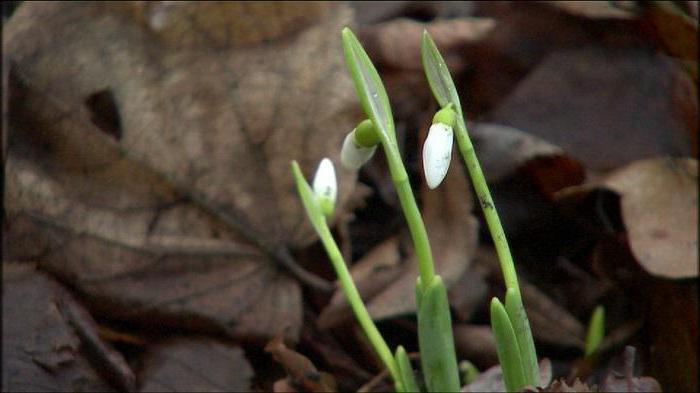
490 297 527 393
504 288 539 388
395 346 420 393
341 27 395 144
420 31 462 114
417 276 460 392
584 305 605 357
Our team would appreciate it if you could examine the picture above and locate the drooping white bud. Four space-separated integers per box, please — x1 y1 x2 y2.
340 133 378 170
422 123 454 189
312 158 337 217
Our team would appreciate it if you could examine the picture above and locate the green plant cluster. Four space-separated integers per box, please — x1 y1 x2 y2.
292 28 541 392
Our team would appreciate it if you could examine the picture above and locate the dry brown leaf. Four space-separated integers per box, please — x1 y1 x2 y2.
600 346 662 392
603 158 698 279
643 2 698 68
543 378 595 392
642 280 697 392
5 2 358 341
453 324 498 369
489 47 696 171
476 247 587 349
470 123 584 190
461 358 552 392
358 17 495 72
544 1 636 20
2 263 126 392
138 337 253 392
265 332 337 393
319 165 478 325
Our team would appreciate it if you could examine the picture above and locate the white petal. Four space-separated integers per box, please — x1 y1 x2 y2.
312 158 337 216
340 133 377 170
422 123 453 189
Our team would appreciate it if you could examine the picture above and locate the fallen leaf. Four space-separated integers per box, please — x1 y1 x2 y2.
470 122 585 191
448 265 489 322
265 332 336 392
489 47 696 171
642 279 697 392
544 1 636 20
319 164 478 324
453 324 498 369
600 346 662 392
138 337 253 392
642 1 698 75
357 17 495 72
603 158 698 279
2 263 123 392
5 2 359 341
461 358 551 392
476 246 587 349
542 378 595 392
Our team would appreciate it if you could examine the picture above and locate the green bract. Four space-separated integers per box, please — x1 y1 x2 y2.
585 305 605 357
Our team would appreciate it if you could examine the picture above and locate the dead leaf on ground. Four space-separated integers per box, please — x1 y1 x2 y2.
544 1 636 20
642 1 698 79
265 332 336 393
453 324 498 369
557 157 698 279
600 346 662 392
319 165 478 325
2 263 127 392
541 378 595 392
358 17 495 72
138 337 253 392
603 158 698 279
477 246 587 349
642 280 697 392
471 122 586 195
461 358 551 392
4 2 359 342
489 47 696 171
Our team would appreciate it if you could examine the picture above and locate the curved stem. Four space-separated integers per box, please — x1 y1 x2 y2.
382 142 435 292
453 118 519 295
315 216 401 383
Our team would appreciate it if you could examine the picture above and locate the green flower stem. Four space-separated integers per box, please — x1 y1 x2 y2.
291 162 400 386
420 30 539 388
384 145 435 291
453 118 519 294
342 27 435 291
317 214 400 384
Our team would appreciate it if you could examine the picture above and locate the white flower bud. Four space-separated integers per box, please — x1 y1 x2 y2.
312 158 337 217
422 123 454 189
340 133 377 170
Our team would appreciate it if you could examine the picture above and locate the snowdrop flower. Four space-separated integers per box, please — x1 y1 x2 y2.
422 106 457 189
340 119 379 170
312 158 337 217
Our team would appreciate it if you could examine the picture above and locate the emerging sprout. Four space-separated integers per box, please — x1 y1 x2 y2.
312 158 337 217
423 106 457 189
340 119 379 170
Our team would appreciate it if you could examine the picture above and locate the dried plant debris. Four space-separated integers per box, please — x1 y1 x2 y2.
265 332 336 393
4 2 361 341
319 165 478 324
602 158 698 279
138 337 253 392
358 17 495 72
2 263 131 392
600 347 662 392
461 358 551 392
489 47 695 171
558 157 698 279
